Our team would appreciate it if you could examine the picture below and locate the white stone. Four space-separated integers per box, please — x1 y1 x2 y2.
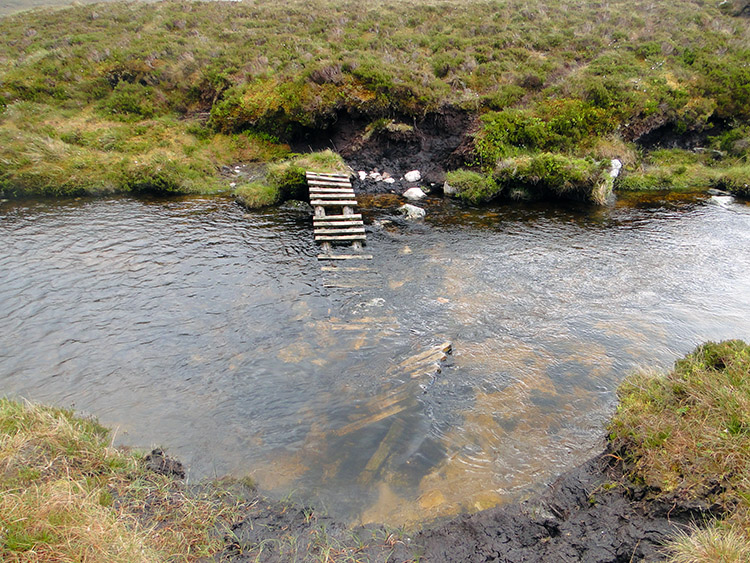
403 187 426 201
609 159 623 179
404 170 421 183
368 171 382 182
384 178 396 184
359 170 367 181
229 182 237 188
398 204 426 219
443 181 458 196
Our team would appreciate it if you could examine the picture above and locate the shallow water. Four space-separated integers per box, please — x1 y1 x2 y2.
2 192 750 525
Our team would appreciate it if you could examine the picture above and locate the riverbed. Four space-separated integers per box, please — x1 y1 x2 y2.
1 191 749 525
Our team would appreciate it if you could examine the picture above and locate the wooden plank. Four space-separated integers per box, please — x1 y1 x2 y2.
306 172 350 179
308 192 356 199
359 417 407 484
313 221 364 228
308 179 352 186
314 227 366 235
317 254 373 260
309 191 355 197
320 266 370 272
310 200 358 206
309 187 355 193
315 234 367 241
314 214 362 221
334 402 408 436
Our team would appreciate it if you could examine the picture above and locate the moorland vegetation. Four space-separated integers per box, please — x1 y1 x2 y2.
0 0 748 204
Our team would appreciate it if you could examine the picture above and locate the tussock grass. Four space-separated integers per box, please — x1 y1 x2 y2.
0 398 245 562
609 341 750 563
1 0 749 200
234 150 349 209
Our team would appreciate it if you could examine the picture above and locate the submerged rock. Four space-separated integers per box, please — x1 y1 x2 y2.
399 203 426 219
403 187 426 201
279 200 314 214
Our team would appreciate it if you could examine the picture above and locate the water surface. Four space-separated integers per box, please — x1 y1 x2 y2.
1 191 749 525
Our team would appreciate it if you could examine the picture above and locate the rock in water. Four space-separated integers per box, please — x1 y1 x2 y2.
403 187 426 200
443 181 458 196
399 204 426 219
145 448 185 479
609 159 623 178
404 170 422 183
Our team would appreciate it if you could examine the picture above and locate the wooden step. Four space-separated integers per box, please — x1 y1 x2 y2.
313 221 365 228
306 172 350 179
321 266 371 272
309 192 355 198
314 227 366 235
310 186 354 194
308 179 352 186
318 254 373 260
310 199 358 206
315 234 367 241
314 214 362 221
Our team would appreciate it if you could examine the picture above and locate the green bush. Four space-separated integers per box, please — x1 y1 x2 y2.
445 169 500 204
493 153 612 204
98 82 161 121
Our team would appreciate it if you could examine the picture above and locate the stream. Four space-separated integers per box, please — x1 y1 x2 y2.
1 191 750 526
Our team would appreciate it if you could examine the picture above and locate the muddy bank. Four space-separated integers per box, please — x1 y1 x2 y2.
210 442 716 562
295 108 476 195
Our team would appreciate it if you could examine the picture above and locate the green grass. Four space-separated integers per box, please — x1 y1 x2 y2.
234 149 349 209
0 0 749 200
447 153 612 205
0 398 247 562
609 341 750 562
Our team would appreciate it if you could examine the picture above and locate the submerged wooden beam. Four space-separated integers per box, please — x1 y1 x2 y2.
315 234 367 241
317 254 373 260
310 199 358 206
313 214 362 221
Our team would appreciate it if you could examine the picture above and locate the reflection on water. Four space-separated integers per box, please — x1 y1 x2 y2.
1 192 750 526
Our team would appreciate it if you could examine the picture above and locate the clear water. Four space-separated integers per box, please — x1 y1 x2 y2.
2 191 750 525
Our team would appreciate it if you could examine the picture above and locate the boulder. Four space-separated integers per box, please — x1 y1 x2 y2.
404 170 422 183
609 159 623 179
403 187 426 201
358 170 367 181
398 204 426 219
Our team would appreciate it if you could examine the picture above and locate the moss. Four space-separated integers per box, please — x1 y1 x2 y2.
445 169 501 204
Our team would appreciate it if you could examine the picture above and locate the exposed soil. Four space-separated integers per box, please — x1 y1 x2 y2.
294 108 477 195
208 442 720 562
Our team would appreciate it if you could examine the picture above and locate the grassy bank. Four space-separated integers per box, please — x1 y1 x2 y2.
609 340 750 562
3 341 750 560
0 398 249 562
0 0 748 202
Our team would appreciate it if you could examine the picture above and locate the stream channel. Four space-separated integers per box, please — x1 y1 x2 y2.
2 191 750 526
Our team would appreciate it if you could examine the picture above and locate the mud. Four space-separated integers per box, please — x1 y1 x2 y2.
295 108 476 195
211 442 719 562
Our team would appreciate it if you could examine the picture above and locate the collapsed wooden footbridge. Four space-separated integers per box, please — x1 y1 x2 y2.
307 171 372 261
